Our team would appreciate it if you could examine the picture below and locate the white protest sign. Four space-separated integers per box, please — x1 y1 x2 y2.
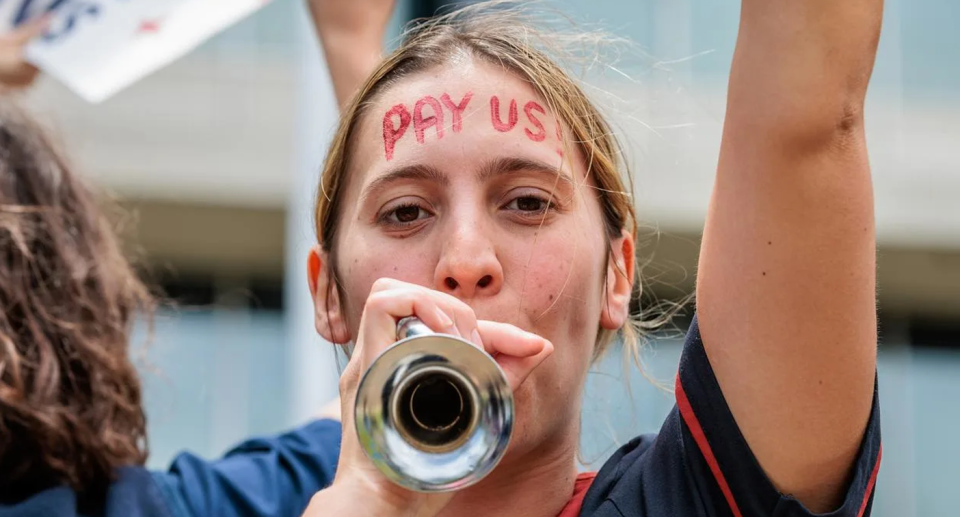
4 0 275 103
0 0 60 33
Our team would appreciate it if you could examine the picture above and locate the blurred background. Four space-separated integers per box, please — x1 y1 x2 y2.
14 0 959 515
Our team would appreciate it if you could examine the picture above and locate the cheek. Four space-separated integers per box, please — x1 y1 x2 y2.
516 245 577 309
506 227 606 434
508 226 607 337
336 238 438 329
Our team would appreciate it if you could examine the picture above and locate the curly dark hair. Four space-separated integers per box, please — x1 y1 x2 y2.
0 102 153 507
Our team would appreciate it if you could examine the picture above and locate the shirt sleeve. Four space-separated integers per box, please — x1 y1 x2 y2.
672 314 882 517
151 419 342 517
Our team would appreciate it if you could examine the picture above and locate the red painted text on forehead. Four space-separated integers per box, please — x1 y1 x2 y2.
381 92 563 161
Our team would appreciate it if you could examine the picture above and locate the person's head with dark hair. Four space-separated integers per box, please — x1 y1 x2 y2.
0 102 153 508
0 97 371 517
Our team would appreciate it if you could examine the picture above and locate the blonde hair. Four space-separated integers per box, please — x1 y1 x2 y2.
315 1 666 364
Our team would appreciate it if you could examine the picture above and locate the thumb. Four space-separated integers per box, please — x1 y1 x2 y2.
475 320 554 391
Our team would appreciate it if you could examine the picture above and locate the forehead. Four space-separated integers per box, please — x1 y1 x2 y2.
349 59 572 178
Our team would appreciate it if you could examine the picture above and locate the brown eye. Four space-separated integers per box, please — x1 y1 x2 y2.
394 205 421 222
506 195 552 213
382 202 432 227
515 197 545 212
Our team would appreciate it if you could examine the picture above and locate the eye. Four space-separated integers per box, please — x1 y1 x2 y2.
504 195 553 214
393 205 423 223
380 201 433 227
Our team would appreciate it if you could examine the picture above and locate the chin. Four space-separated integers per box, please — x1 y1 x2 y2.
499 370 575 464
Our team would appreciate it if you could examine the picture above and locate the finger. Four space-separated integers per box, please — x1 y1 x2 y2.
358 287 457 364
446 302 481 347
0 64 38 88
338 356 361 406
475 320 551 358
4 14 50 44
496 345 554 392
367 276 410 294
365 278 479 345
476 321 554 391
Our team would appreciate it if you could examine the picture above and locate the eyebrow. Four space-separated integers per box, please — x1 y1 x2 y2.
360 164 449 203
477 157 574 186
361 157 573 202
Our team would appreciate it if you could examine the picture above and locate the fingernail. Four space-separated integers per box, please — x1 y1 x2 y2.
543 339 554 354
471 329 483 348
435 307 454 328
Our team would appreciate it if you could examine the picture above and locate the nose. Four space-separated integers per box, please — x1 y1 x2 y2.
434 220 503 299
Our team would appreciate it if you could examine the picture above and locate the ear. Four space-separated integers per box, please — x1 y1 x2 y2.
307 245 352 344
600 230 636 331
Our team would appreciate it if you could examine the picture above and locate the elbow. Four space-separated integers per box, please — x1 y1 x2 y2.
815 101 865 155
770 99 867 157
834 100 864 135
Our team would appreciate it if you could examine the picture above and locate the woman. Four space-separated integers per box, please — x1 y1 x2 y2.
0 100 346 517
302 0 883 516
1 3 391 515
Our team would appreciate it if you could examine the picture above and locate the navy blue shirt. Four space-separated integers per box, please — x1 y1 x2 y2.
0 315 880 517
0 420 342 517
578 315 882 517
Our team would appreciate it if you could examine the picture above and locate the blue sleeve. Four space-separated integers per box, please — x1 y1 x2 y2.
580 314 882 517
151 419 342 517
672 314 882 517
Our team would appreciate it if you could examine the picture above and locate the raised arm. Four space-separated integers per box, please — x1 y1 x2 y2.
696 0 882 512
306 0 395 109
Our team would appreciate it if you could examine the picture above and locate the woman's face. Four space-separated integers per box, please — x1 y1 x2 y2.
320 58 633 457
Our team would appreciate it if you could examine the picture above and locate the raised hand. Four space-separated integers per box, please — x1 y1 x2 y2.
306 0 397 109
0 16 48 89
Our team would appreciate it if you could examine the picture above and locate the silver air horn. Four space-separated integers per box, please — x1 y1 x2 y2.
354 316 514 492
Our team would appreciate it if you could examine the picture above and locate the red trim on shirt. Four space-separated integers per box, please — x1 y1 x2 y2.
556 472 598 517
856 444 882 517
675 374 744 517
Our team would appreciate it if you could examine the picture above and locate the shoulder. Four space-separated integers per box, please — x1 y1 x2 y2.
578 317 882 517
0 467 173 517
0 418 342 517
579 422 705 517
153 419 342 517
108 467 176 517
